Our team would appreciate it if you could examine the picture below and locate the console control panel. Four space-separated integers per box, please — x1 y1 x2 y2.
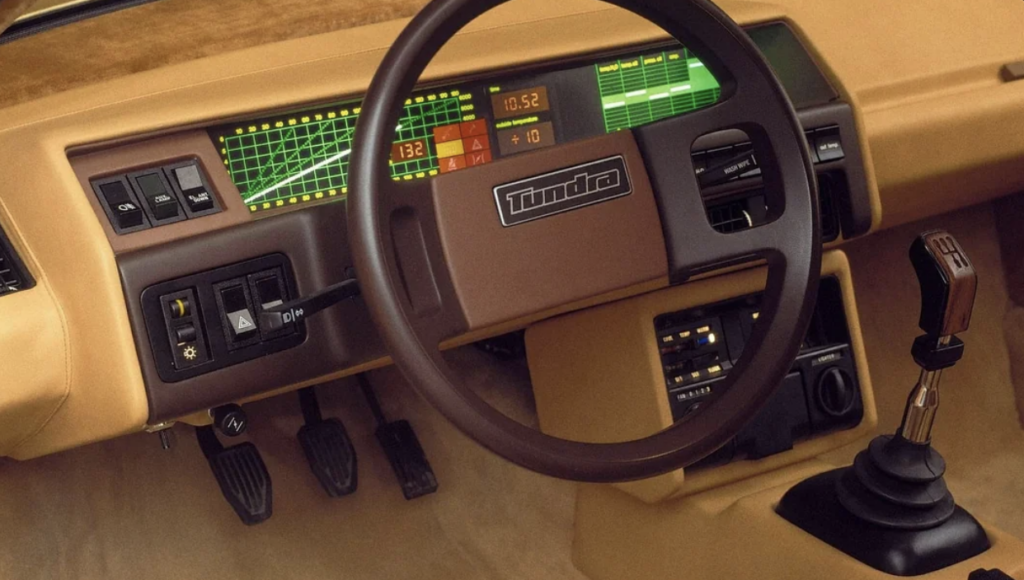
91 159 221 235
654 276 863 466
141 254 305 382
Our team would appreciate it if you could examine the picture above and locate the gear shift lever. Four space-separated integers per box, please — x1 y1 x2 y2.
776 230 990 576
900 231 977 443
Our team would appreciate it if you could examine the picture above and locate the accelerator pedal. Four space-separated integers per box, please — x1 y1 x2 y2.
358 374 438 500
196 425 273 525
296 387 358 498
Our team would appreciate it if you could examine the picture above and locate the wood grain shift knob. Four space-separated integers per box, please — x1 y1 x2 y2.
909 230 977 337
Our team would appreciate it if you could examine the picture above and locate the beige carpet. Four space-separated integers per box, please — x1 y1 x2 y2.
0 348 584 580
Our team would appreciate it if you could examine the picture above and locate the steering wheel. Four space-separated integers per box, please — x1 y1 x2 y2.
349 0 820 482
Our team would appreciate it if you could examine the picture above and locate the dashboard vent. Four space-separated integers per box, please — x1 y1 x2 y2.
0 224 34 296
708 200 754 233
707 189 767 234
706 181 842 243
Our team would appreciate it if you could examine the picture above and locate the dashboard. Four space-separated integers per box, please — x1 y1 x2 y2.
1 0 1023 462
67 21 874 425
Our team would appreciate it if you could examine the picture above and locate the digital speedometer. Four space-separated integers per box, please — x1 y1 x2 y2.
210 88 486 213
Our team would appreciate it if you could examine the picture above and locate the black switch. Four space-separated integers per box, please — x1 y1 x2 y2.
220 285 257 338
221 285 248 313
174 324 198 344
814 128 845 162
171 164 217 214
183 190 215 213
148 192 182 221
99 181 146 230
99 180 132 205
254 276 284 310
169 296 191 319
136 173 182 221
699 149 758 188
172 164 205 192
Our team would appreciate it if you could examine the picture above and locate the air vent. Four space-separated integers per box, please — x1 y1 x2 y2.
817 172 842 243
707 189 767 234
706 182 842 243
708 200 754 233
0 224 34 296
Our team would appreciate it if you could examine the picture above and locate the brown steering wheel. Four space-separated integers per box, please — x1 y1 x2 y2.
348 0 820 482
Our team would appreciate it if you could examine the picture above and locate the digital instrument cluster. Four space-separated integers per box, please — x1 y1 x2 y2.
209 44 721 213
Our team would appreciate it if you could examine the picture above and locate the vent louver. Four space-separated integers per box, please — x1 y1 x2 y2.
0 224 34 296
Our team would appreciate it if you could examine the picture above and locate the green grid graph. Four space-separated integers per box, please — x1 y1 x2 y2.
213 91 472 212
596 48 721 133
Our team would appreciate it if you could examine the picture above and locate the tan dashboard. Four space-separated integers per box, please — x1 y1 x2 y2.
0 0 1022 460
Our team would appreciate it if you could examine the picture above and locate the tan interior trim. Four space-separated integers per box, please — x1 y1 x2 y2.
0 0 36 34
3 0 1022 458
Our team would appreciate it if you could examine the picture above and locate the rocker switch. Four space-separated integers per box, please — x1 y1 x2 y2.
220 285 257 337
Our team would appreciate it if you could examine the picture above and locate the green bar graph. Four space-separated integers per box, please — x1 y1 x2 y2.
596 47 721 133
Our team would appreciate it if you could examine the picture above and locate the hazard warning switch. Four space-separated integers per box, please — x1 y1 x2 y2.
220 284 258 339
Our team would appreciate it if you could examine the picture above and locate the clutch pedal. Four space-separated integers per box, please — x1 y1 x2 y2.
296 387 358 498
196 423 273 526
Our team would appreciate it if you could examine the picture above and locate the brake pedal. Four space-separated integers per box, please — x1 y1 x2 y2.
296 387 358 498
197 423 273 526
359 374 438 500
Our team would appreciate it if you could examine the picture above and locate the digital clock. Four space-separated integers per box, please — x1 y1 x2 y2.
491 86 550 120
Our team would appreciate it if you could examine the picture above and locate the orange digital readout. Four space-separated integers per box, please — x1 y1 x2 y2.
391 139 428 162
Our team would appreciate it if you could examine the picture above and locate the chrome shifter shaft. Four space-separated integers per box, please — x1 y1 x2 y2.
898 231 976 444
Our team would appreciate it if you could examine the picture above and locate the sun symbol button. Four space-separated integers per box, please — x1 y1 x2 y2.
182 344 198 361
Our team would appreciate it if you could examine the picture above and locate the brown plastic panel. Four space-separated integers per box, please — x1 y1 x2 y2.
431 130 668 330
118 202 385 423
70 129 251 254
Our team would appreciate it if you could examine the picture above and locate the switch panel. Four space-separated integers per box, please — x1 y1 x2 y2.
141 254 304 382
90 159 221 235
158 288 209 370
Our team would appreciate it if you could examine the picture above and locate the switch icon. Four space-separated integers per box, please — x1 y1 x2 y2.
228 310 257 335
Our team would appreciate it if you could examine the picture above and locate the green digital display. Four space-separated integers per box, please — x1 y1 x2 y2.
596 48 720 133
212 89 476 213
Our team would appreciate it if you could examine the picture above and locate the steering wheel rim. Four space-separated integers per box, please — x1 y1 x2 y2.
349 0 820 482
